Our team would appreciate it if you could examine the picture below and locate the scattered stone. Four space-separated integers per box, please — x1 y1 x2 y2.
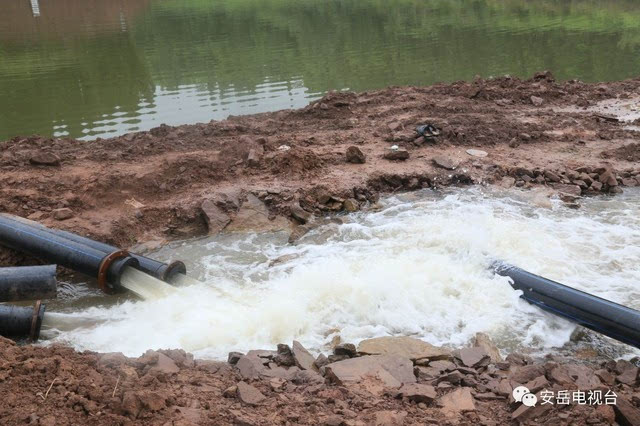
543 170 562 182
314 354 329 370
246 148 262 167
466 149 488 158
555 183 582 197
324 355 416 388
228 352 243 365
471 333 502 363
201 200 231 234
357 336 451 362
500 176 516 188
458 347 490 368
524 375 549 393
372 410 407 426
599 169 618 186
591 181 603 191
346 146 366 164
613 397 640 426
29 152 61 166
292 340 317 371
397 383 437 403
236 381 266 405
383 148 409 161
622 178 638 187
510 364 545 384
343 198 359 212
530 96 544 106
222 385 237 398
438 387 476 416
274 344 296 367
432 155 459 170
334 343 357 357
52 208 74 221
616 365 638 386
290 204 312 224
226 194 291 233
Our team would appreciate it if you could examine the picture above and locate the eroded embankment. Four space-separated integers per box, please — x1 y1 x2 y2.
1 71 639 266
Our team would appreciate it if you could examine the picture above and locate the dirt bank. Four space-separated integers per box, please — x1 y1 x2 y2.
1 73 640 424
1 334 638 426
1 72 640 266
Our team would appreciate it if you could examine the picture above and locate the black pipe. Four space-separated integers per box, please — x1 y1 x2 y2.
0 214 186 281
493 261 640 349
0 301 45 341
0 265 57 302
0 216 138 293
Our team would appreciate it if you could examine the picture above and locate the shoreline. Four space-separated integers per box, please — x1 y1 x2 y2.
1 72 639 266
1 73 640 424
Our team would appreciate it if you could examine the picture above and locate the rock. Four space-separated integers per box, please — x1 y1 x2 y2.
524 375 549 393
510 365 545 384
591 181 603 191
511 397 552 422
555 183 582 197
235 354 266 380
500 176 516 188
52 208 74 221
438 387 476 416
432 155 459 170
471 333 502 363
223 385 237 398
530 96 544 106
151 352 180 375
201 200 231 234
613 397 640 426
346 146 366 164
372 410 407 426
397 383 437 403
226 194 291 233
290 204 312 224
466 149 488 158
343 198 359 212
292 340 317 371
616 365 638 386
383 148 409 161
334 343 357 357
622 178 638 187
324 355 415 388
292 369 324 385
236 381 266 405
29 152 61 166
314 354 329 370
228 352 243 365
246 149 262 167
599 170 618 186
458 347 490 368
357 336 450 362
274 343 295 366
543 170 562 182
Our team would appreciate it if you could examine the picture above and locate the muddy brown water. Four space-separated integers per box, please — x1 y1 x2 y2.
2 0 640 140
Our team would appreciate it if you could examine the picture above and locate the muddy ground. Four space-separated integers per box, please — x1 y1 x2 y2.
0 73 640 425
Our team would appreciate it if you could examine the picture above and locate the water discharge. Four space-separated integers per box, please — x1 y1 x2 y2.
119 266 177 300
45 188 640 360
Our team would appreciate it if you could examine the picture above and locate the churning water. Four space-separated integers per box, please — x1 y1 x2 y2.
44 187 640 359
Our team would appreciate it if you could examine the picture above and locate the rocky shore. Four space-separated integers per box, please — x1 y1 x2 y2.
1 72 640 265
0 334 638 425
1 74 640 424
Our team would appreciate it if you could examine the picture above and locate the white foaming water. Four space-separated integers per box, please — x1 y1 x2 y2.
47 188 640 359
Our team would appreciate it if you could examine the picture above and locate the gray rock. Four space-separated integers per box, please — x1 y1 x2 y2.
458 347 490 368
343 198 359 212
471 333 502 363
290 204 312 224
466 149 488 158
334 343 357 357
530 96 544 106
52 208 74 221
346 146 366 164
438 387 476 415
29 152 61 166
432 155 459 170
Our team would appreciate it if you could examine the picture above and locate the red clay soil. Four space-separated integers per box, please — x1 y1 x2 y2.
1 71 639 266
0 335 638 426
1 73 640 425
